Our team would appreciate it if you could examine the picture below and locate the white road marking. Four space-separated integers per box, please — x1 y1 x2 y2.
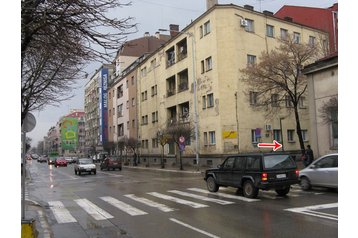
285 203 338 221
187 188 260 202
168 190 234 205
48 201 77 223
147 192 208 208
124 194 176 212
100 196 148 216
170 218 220 238
37 210 51 238
74 198 113 220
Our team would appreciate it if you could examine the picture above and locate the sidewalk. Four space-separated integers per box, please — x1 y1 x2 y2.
123 163 204 175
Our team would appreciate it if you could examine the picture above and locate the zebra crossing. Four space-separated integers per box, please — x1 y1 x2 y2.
47 185 323 224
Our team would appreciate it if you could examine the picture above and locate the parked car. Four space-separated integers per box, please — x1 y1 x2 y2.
100 156 122 171
48 157 56 165
74 158 96 175
31 154 39 160
204 153 300 198
299 153 338 191
55 157 68 167
37 156 48 163
64 157 76 164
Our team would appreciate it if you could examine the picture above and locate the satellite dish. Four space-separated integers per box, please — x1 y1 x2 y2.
22 112 36 133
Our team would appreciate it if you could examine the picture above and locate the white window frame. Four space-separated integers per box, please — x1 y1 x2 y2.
287 129 295 142
250 91 258 105
207 93 214 108
280 28 288 40
209 131 216 145
266 24 274 37
293 32 301 44
247 55 256 67
301 130 308 142
205 57 212 71
245 19 254 32
203 21 211 35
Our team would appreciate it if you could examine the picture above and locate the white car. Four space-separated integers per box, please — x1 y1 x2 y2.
74 158 96 175
299 153 338 190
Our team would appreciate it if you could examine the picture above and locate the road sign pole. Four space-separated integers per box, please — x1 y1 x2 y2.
21 131 26 220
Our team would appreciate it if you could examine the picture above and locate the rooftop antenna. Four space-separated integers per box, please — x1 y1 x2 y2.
257 0 264 12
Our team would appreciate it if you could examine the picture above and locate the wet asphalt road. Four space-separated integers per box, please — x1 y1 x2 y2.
25 160 338 238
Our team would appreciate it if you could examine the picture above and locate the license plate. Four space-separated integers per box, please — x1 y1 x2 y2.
86 169 91 171
276 174 286 179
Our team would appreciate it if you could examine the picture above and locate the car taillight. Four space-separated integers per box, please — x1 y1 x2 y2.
295 170 299 177
261 173 268 181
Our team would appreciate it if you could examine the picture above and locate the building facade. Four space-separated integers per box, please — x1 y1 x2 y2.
132 4 328 165
84 64 114 154
275 3 338 53
303 53 338 157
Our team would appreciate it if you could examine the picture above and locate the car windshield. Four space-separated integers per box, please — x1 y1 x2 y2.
79 159 93 164
263 155 296 170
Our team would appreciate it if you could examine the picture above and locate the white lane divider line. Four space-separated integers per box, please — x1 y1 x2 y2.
48 201 77 223
100 196 148 216
147 192 209 208
74 198 113 220
168 190 234 205
187 188 260 202
170 218 220 238
124 194 176 212
285 203 338 221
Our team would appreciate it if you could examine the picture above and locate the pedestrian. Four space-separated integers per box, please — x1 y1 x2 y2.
305 145 314 167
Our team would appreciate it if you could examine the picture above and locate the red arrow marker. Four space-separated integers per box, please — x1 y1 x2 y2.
257 140 282 151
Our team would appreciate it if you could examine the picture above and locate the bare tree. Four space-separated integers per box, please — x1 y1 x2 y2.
240 36 320 152
319 96 338 125
21 0 137 125
126 137 140 166
157 129 169 168
165 121 195 170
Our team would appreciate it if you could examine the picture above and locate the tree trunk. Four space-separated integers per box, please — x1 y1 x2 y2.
294 106 305 154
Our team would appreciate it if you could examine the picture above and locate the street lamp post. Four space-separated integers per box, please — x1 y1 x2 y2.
158 29 200 170
279 117 285 151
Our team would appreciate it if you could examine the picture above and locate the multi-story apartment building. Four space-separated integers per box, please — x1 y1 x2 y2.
84 64 114 154
108 34 170 152
129 4 328 166
275 3 338 53
47 126 59 154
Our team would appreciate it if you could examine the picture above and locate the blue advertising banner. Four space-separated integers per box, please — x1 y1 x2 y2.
99 68 109 144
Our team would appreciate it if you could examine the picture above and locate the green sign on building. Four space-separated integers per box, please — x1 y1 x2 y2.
61 117 78 151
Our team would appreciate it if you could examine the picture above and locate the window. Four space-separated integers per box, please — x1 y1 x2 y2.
150 59 156 70
293 32 301 44
301 130 308 141
151 85 157 96
117 104 123 117
118 123 124 136
331 109 338 147
205 57 212 71
266 24 274 37
207 93 214 107
199 25 203 38
234 157 244 169
299 96 306 108
141 91 147 101
209 131 216 145
132 119 135 128
245 156 261 170
113 107 115 115
251 129 261 143
117 85 123 98
315 155 338 168
152 138 158 148
141 67 147 77
280 28 288 40
131 76 135 85
201 60 205 74
127 121 129 130
132 98 135 107
141 115 148 125
141 140 149 149
223 157 235 169
152 111 158 123
309 36 316 47
203 21 211 35
271 94 279 107
204 132 208 145
245 19 254 32
202 96 207 109
126 80 128 88
285 95 293 107
109 92 111 99
249 91 258 105
126 100 129 109
247 55 256 67
273 129 281 142
287 130 295 142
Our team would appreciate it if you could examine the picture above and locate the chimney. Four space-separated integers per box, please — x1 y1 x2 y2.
169 24 179 38
155 31 160 39
144 32 150 37
284 16 293 22
263 10 273 16
206 0 218 10
244 5 254 11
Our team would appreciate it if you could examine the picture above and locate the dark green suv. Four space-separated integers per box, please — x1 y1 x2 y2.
204 153 299 198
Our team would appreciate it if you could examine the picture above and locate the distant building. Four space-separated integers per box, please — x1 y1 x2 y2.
275 3 338 53
303 53 338 157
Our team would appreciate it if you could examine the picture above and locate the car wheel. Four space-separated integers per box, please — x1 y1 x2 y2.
206 176 219 192
276 186 290 196
93 170 96 175
300 177 312 191
243 180 259 198
78 171 81 175
75 169 77 175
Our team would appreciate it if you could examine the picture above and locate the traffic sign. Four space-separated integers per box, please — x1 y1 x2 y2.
179 136 185 144
22 112 36 132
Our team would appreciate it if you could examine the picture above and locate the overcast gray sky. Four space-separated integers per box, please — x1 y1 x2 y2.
27 0 338 146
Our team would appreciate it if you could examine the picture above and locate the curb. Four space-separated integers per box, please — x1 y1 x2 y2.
123 165 203 174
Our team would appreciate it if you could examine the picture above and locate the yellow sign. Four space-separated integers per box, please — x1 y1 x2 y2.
222 131 237 139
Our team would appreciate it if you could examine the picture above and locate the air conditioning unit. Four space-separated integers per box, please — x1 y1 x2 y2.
240 19 248 27
264 124 272 131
